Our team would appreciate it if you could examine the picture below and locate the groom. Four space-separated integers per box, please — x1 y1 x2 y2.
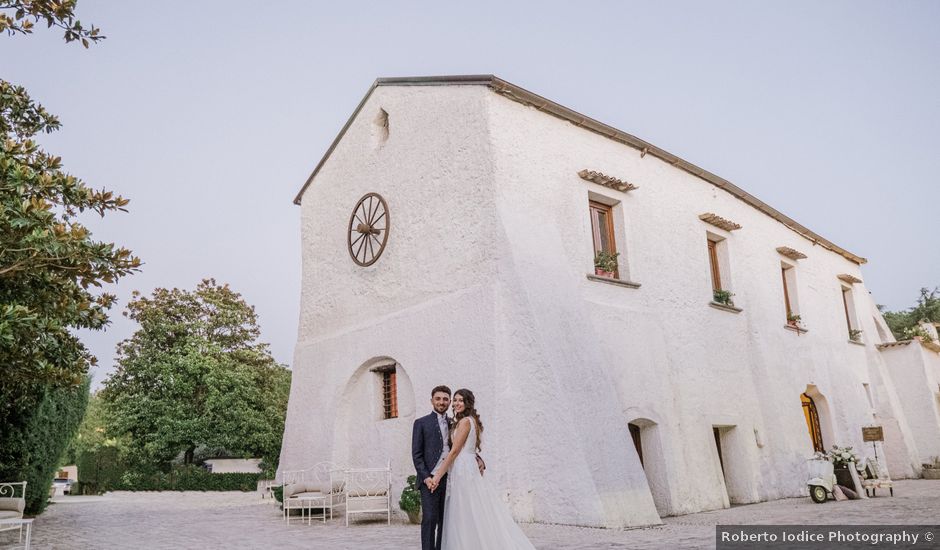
412 385 452 550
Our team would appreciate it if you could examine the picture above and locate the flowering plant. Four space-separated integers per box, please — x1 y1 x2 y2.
827 445 864 471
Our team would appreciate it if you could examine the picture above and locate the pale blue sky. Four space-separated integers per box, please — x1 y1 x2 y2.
3 1 938 386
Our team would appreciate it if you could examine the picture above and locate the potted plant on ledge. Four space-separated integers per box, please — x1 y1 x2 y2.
848 328 863 342
713 289 735 307
594 251 619 278
399 475 422 524
787 313 804 329
923 457 940 480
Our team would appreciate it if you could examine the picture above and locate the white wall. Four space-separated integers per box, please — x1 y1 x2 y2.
484 88 906 514
205 459 262 474
281 84 508 521
881 342 940 465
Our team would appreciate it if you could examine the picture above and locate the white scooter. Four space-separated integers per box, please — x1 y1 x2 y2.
807 458 836 503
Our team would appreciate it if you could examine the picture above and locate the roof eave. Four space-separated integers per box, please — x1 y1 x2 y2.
293 75 867 265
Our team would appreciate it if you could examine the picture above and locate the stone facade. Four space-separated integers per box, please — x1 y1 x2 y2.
279 76 939 527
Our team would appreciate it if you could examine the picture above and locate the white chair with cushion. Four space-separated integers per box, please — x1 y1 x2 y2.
0 482 27 542
344 461 391 526
280 463 345 524
861 458 894 497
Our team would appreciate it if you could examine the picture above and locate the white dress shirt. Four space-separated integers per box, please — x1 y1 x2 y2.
431 411 451 475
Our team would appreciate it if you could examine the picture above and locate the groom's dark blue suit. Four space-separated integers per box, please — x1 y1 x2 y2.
412 412 448 550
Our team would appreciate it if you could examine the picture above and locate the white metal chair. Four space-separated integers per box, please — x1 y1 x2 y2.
280 463 345 524
0 481 27 542
861 458 894 497
257 479 277 500
344 461 391 526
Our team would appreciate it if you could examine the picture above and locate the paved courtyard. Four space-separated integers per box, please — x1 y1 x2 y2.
4 480 937 549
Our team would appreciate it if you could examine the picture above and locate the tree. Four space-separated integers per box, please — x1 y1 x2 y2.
1 2 137 389
881 287 940 341
0 0 137 514
101 280 291 470
1 0 103 47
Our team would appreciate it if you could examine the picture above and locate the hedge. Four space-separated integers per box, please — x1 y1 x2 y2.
0 378 90 514
74 446 128 495
117 466 261 492
74 451 264 494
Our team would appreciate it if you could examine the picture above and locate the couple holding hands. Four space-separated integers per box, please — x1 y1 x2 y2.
411 386 535 550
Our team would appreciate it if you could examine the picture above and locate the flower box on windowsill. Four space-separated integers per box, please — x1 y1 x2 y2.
708 301 742 314
594 267 616 278
783 324 809 334
585 273 641 289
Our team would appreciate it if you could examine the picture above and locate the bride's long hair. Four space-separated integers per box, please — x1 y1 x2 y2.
453 388 483 452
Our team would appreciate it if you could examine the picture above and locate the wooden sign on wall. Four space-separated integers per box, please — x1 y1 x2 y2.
862 426 884 442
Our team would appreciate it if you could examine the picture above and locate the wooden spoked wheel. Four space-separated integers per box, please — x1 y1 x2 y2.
347 193 389 267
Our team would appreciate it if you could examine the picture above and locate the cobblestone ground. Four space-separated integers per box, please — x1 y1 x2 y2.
4 480 937 549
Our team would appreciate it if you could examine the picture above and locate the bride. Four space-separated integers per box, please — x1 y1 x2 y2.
430 389 535 550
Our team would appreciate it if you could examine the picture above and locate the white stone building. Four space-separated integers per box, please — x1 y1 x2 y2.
279 75 938 527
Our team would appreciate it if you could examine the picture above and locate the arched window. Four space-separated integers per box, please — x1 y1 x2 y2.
370 361 398 420
801 393 824 452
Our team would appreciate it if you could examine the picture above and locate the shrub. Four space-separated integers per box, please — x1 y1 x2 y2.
116 466 260 491
399 475 421 515
75 446 128 495
0 378 90 514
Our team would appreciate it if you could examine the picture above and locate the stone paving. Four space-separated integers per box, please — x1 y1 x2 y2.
3 480 938 549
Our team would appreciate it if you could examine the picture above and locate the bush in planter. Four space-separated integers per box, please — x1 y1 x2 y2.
923 457 940 479
593 251 619 276
399 475 421 524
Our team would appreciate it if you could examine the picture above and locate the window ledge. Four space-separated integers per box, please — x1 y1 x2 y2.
783 324 809 334
586 274 641 289
708 301 742 314
847 339 865 346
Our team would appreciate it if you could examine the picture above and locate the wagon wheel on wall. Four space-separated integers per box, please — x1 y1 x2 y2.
347 192 390 267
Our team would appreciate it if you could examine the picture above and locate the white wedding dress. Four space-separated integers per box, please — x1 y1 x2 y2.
441 419 535 550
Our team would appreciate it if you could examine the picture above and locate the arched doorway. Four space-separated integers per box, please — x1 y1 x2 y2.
801 393 825 452
626 418 671 515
